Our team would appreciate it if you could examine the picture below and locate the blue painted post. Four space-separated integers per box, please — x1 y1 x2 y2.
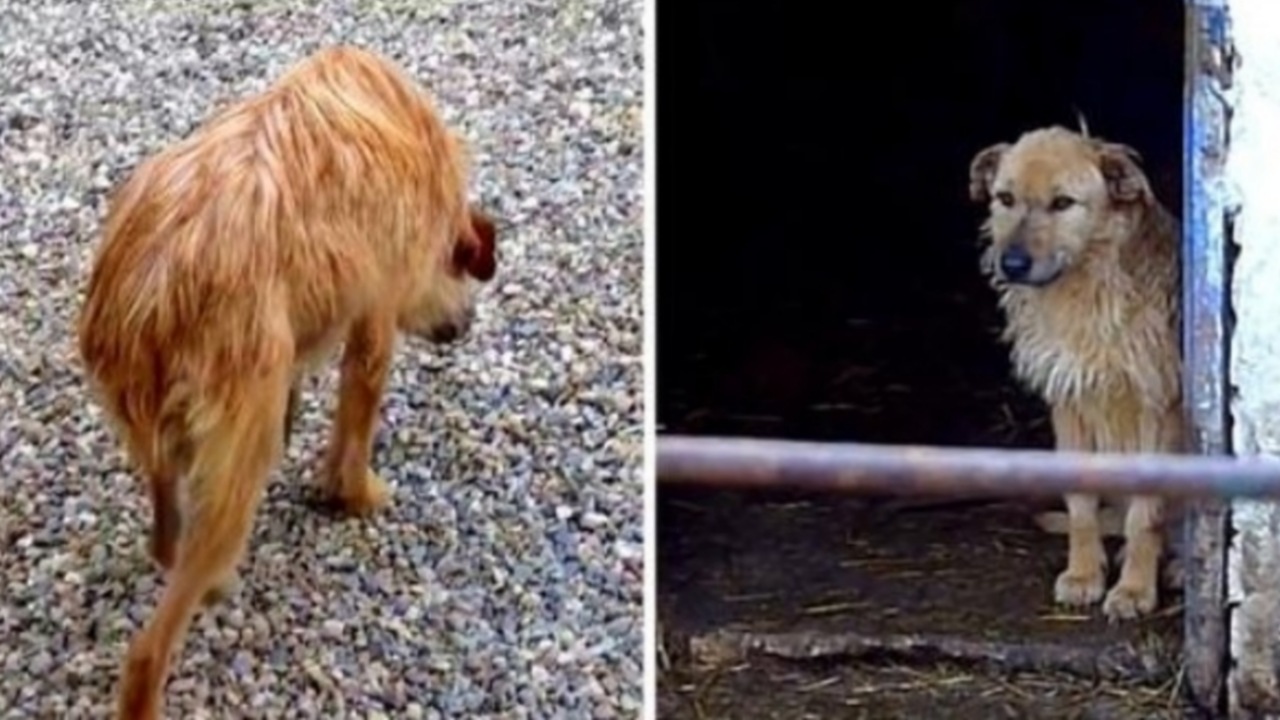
1182 0 1235 712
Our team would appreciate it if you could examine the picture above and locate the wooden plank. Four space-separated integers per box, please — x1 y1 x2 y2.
1182 0 1234 713
687 628 1176 685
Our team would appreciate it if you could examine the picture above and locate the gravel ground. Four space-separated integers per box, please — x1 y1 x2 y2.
0 0 644 717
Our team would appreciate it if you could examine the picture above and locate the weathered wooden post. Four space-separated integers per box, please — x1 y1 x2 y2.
1183 0 1234 713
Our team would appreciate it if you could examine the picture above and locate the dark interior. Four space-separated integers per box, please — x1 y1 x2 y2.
657 2 1190 717
657 0 1184 448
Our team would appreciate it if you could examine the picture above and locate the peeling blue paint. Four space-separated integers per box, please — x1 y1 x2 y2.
1205 6 1231 47
1182 2 1233 457
1181 1 1234 713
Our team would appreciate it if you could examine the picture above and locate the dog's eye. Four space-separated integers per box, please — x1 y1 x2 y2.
995 191 1015 207
1049 195 1076 211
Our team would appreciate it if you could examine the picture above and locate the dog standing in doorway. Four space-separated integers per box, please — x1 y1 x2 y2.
78 46 498 719
967 125 1183 621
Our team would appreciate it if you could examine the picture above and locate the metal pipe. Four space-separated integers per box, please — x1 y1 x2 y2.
658 435 1280 499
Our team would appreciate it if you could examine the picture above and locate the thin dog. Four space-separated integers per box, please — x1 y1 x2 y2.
968 125 1182 621
78 46 498 719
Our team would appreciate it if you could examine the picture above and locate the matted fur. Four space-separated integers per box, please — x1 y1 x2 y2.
77 45 498 720
968 126 1183 622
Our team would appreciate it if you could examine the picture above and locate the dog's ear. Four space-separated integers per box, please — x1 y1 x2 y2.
969 143 1010 203
452 206 498 281
1096 142 1151 203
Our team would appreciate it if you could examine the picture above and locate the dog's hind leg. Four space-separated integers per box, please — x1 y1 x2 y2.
146 464 182 573
283 381 301 453
110 421 185 576
116 373 289 720
1051 404 1108 608
140 421 195 574
322 313 396 517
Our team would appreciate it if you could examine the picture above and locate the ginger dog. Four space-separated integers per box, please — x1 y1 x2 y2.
968 126 1183 621
77 46 498 719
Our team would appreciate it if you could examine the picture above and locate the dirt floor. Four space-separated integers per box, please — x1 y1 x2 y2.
657 655 1194 720
656 492 1193 719
656 277 1201 718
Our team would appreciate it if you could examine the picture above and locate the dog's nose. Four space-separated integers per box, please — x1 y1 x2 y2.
429 307 474 344
430 323 461 344
999 245 1033 281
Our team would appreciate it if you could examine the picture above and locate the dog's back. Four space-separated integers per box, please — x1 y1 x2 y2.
78 46 470 476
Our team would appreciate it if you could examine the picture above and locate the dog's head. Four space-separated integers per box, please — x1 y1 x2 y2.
400 204 498 344
968 126 1153 288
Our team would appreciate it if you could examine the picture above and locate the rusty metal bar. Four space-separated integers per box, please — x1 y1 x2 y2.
658 435 1280 499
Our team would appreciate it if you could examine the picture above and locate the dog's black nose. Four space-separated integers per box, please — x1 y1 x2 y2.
430 323 460 344
999 245 1033 281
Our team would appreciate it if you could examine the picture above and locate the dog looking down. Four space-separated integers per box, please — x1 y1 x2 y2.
968 126 1182 621
77 46 498 719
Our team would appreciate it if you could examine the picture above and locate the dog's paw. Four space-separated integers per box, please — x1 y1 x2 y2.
1102 582 1158 621
332 468 392 518
1054 567 1106 607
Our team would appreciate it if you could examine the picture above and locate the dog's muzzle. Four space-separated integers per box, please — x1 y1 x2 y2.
996 243 1065 288
999 244 1034 283
428 305 475 344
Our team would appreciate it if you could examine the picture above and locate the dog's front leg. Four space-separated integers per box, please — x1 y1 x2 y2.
322 313 396 517
1051 404 1107 607
1102 495 1163 620
1056 493 1108 606
1102 405 1176 620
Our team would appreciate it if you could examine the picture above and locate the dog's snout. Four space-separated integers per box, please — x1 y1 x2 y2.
428 306 475 344
999 245 1033 282
430 323 460 344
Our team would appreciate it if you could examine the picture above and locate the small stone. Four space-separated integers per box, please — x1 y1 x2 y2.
322 620 345 638
580 512 608 530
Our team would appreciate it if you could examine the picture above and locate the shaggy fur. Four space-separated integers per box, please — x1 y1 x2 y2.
968 126 1183 622
77 46 498 719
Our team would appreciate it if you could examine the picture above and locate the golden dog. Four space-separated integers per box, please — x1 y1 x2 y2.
968 126 1182 621
77 46 498 719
